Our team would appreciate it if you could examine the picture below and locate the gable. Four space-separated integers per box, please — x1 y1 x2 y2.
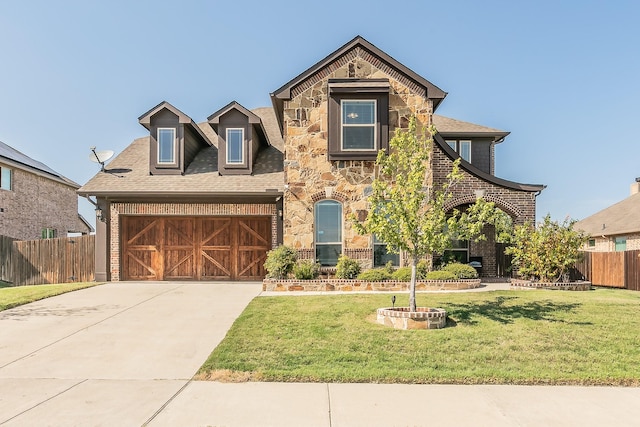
271 35 447 132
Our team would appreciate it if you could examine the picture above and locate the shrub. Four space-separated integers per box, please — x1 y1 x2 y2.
425 270 457 280
335 255 361 279
357 268 393 281
391 260 429 281
293 259 320 280
442 262 478 279
264 246 297 279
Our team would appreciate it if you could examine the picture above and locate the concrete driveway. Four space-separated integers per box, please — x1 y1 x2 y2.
0 281 262 426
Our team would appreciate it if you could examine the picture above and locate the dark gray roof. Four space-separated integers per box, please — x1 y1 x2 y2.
575 192 640 236
0 140 79 187
78 107 284 198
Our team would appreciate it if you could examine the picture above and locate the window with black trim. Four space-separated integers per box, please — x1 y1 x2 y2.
157 128 176 164
0 166 12 190
373 234 399 267
315 200 342 266
446 139 471 163
226 128 244 164
328 79 389 161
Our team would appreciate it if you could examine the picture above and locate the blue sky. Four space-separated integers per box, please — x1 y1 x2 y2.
1 0 639 228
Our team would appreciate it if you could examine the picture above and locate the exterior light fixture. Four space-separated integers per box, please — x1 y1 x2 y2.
95 207 105 222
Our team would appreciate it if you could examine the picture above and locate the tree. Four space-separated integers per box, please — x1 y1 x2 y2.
506 214 588 282
353 116 501 311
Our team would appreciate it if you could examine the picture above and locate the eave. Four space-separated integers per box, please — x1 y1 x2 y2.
433 133 545 193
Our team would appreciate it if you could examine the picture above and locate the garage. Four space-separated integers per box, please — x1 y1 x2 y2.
121 216 271 281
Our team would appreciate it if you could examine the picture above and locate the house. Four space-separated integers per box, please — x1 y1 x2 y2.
575 179 640 252
79 36 544 282
0 140 93 240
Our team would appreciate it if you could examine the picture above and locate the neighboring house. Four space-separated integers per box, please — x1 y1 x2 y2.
79 36 544 282
575 179 640 252
0 140 93 240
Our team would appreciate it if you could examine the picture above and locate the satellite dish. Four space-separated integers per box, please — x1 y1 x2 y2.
89 146 114 172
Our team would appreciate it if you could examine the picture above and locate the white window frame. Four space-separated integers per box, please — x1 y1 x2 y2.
0 166 12 191
226 128 245 164
445 139 471 163
459 140 471 162
314 200 343 266
340 99 377 151
157 128 177 164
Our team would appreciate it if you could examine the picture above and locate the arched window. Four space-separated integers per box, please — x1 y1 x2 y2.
315 200 342 266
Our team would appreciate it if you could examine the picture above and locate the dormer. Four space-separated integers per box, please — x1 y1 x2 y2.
432 115 510 176
138 101 211 175
207 101 270 175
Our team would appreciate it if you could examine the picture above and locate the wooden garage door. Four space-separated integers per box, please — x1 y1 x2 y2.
121 216 270 281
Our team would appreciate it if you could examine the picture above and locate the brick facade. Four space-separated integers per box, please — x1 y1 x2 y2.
583 234 640 252
107 202 278 281
0 165 82 240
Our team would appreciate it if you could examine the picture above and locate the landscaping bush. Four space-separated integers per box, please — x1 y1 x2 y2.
264 246 297 279
335 255 361 279
425 270 457 280
442 262 478 279
391 260 429 281
293 260 320 280
357 268 393 281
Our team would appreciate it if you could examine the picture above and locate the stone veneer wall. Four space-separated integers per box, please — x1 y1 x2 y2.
108 202 277 281
0 165 81 240
282 49 432 269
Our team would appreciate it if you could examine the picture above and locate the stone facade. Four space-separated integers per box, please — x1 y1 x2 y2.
282 50 432 269
0 165 82 240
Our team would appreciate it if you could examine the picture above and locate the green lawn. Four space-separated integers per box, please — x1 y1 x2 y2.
198 288 640 385
0 282 100 311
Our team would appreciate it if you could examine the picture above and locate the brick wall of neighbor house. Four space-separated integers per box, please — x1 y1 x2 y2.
584 234 640 252
108 202 278 281
282 51 432 269
0 167 79 240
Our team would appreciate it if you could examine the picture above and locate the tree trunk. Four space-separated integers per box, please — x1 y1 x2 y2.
409 256 417 312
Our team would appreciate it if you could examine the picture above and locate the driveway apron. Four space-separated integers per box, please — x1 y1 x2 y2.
0 281 261 426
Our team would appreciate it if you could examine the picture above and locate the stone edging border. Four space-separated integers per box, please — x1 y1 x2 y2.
510 279 592 291
262 278 481 292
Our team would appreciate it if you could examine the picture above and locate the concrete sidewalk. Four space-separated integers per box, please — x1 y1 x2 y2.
148 382 640 427
1 281 639 426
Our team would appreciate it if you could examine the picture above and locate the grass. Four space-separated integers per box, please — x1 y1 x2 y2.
0 282 100 311
198 288 640 385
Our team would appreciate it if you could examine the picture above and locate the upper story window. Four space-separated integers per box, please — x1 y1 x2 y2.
328 79 389 161
226 128 244 164
157 128 176 164
446 139 471 162
315 200 342 266
342 100 376 150
0 166 12 190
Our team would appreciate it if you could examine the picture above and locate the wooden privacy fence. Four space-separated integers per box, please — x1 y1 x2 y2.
577 250 640 291
0 235 95 286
